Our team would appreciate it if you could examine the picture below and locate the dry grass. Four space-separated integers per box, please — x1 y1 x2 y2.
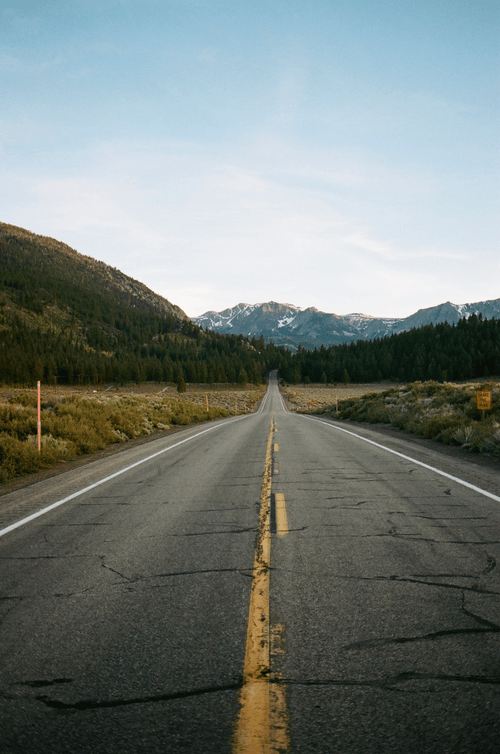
180 387 266 414
308 379 500 457
0 382 264 483
281 383 387 413
0 382 264 404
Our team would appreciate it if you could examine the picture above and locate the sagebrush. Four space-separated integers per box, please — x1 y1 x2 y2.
318 381 500 456
0 392 235 483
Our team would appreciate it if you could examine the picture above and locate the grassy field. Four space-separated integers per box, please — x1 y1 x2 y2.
0 383 265 483
281 383 386 412
282 380 500 458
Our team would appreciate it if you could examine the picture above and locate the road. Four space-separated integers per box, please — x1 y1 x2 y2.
1 376 500 753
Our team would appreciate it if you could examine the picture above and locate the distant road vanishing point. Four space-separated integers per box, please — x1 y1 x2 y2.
1 374 500 753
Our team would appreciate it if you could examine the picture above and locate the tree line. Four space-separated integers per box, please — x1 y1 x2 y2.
277 315 500 384
0 313 288 386
1 305 498 389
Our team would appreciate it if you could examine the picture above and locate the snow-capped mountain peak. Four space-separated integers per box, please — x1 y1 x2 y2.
193 298 500 350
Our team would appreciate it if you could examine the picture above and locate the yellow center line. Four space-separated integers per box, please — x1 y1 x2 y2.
274 493 289 538
274 443 279 452
233 417 290 753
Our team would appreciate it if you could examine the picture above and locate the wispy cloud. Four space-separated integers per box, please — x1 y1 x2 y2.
0 1 497 321
1 136 495 318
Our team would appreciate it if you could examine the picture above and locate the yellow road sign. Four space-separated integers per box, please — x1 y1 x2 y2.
476 390 492 410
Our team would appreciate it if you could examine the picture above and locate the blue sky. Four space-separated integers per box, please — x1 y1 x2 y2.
1 0 498 318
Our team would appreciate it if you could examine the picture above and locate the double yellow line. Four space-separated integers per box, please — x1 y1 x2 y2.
233 418 290 753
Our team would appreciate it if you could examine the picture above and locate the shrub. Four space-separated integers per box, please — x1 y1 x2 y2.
447 424 476 446
8 392 38 408
0 404 37 440
324 380 500 457
0 390 232 483
0 433 65 483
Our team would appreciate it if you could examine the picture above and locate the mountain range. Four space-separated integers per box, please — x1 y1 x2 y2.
194 299 500 350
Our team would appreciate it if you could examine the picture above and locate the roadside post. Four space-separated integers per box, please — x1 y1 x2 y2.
476 390 492 421
206 394 209 413
37 381 41 453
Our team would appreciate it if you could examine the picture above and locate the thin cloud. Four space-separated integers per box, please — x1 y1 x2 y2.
1 136 497 318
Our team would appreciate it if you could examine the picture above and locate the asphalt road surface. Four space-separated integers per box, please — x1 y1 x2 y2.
1 376 500 753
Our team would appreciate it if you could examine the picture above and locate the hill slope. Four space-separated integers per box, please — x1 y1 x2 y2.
0 222 284 385
0 222 188 321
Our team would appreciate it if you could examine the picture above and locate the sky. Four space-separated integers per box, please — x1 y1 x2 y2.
1 0 499 319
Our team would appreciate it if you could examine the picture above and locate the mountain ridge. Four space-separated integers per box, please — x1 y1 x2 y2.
0 221 188 321
194 298 500 350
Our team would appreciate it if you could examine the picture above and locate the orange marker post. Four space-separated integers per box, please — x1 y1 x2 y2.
37 381 41 453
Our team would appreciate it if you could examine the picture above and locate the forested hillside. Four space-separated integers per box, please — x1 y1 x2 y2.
278 316 500 384
0 223 285 385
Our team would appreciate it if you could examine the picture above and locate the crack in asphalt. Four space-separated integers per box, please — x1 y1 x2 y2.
321 500 371 508
282 526 308 533
482 555 497 575
76 502 127 507
411 556 496 581
369 575 500 595
41 523 112 527
296 534 500 546
461 596 500 630
414 516 488 521
285 671 500 691
309 573 500 596
102 563 132 581
344 626 499 650
0 555 61 560
79 496 125 500
216 483 253 488
171 527 256 537
99 567 254 586
149 568 253 582
185 507 253 513
33 681 243 711
23 679 73 688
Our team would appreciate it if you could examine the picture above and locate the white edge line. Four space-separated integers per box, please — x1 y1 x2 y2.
258 379 274 414
0 415 251 539
273 378 287 413
257 392 267 414
296 414 500 504
277 389 287 413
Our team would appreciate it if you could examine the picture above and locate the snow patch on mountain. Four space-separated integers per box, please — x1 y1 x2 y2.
193 298 500 350
278 316 296 328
